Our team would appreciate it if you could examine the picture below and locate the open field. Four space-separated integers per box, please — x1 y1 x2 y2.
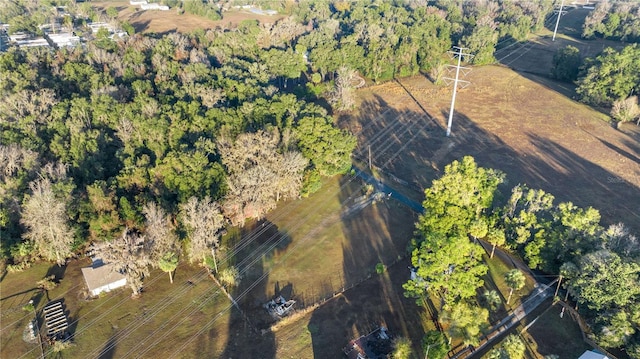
0 259 235 359
495 6 629 82
345 65 640 233
91 1 284 34
3 7 639 359
1 175 423 358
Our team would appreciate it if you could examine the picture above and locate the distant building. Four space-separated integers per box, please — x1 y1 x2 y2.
140 3 170 10
47 32 80 48
9 33 50 48
81 258 127 296
88 22 113 34
578 350 610 359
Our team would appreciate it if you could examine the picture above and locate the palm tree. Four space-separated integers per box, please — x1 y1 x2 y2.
158 252 179 284
504 269 526 305
483 290 502 311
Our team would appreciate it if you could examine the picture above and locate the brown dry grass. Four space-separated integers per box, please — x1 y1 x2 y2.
351 65 640 231
91 1 284 34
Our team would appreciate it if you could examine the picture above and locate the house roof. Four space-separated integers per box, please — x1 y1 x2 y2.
81 262 126 292
578 350 609 359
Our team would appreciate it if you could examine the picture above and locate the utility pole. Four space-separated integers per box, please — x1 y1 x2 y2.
443 46 473 137
368 145 372 170
552 0 567 41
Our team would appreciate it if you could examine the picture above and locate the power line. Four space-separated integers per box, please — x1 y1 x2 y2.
443 46 473 137
73 107 433 359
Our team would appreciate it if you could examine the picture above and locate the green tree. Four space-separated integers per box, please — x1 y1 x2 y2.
391 337 413 359
294 116 357 177
567 250 640 312
486 227 506 259
158 252 179 284
422 330 450 359
489 334 526 359
551 45 581 82
542 202 602 274
502 185 555 269
502 334 526 359
106 7 119 19
594 310 636 348
218 266 241 288
404 232 487 306
440 302 489 346
462 26 498 65
419 156 504 236
504 269 526 304
576 45 640 106
483 289 502 311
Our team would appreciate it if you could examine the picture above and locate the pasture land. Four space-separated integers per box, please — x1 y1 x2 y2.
0 260 233 358
91 1 284 34
345 65 640 233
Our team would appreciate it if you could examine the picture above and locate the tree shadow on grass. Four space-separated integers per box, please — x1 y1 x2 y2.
311 93 640 356
96 329 118 359
444 111 640 229
218 220 293 358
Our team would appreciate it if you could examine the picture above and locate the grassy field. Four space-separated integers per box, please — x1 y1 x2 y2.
2 175 424 358
3 6 639 359
91 1 284 34
524 303 592 358
1 260 234 358
350 65 640 232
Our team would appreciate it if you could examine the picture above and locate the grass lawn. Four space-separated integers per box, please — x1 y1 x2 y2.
1 260 234 359
524 303 592 358
483 253 537 317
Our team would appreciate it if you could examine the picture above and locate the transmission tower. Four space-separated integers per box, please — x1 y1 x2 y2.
443 46 473 137
552 0 567 41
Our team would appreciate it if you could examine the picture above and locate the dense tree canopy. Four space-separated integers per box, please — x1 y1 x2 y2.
576 44 640 106
419 156 504 236
582 1 640 42
404 232 487 305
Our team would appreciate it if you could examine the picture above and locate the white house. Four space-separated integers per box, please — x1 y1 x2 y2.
81 258 127 296
578 350 609 359
140 3 170 10
47 32 80 48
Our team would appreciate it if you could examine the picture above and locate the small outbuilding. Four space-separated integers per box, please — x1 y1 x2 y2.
578 350 610 359
81 258 127 296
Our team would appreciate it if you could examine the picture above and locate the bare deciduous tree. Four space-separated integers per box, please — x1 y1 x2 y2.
273 151 309 202
94 229 151 296
0 144 38 182
603 223 639 258
330 67 360 111
179 196 225 271
218 129 307 225
20 178 74 265
142 201 179 264
611 96 640 127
